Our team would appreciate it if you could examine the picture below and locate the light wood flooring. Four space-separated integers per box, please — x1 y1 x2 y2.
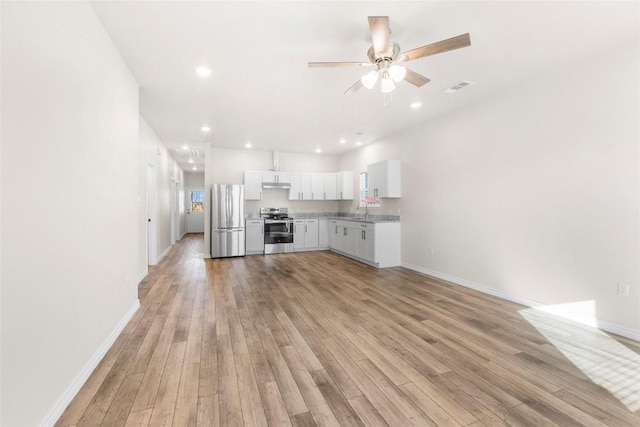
57 234 640 426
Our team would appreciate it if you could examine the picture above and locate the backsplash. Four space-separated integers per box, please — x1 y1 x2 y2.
244 187 401 218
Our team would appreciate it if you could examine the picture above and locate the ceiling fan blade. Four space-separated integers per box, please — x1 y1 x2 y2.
404 69 431 87
397 33 471 62
345 79 364 94
308 61 370 68
368 16 390 57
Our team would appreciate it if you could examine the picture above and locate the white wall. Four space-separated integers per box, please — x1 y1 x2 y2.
138 116 185 274
339 41 640 334
1 2 140 425
205 147 340 256
184 171 204 187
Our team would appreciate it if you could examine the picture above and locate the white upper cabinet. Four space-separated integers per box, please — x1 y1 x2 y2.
336 171 354 200
289 172 301 200
263 171 291 184
323 174 337 200
244 171 263 200
300 173 313 199
252 169 355 201
289 172 313 200
367 160 401 198
311 174 324 200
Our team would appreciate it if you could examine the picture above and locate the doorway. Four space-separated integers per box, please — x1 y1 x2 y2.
147 163 157 265
187 188 205 233
171 178 180 244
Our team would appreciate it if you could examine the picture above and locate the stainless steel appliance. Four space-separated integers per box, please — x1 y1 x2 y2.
211 184 245 258
261 207 294 254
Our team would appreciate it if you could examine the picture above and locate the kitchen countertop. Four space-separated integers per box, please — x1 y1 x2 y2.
246 212 400 223
290 212 400 224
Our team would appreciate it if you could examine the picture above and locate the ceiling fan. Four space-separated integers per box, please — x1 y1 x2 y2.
308 16 471 94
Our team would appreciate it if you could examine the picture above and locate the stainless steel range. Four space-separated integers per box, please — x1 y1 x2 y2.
260 207 294 254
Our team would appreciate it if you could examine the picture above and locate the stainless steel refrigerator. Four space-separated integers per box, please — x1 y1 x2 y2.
211 184 245 258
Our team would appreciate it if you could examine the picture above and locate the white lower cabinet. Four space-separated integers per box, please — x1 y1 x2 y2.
318 219 329 247
245 219 264 254
329 220 400 268
355 223 375 262
293 219 322 250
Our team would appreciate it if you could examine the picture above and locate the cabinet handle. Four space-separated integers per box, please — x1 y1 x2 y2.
305 224 308 232
363 230 366 240
344 228 347 236
340 191 343 199
335 226 338 234
324 192 326 199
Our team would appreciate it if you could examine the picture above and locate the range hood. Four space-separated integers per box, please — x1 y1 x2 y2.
262 182 291 189
262 151 291 189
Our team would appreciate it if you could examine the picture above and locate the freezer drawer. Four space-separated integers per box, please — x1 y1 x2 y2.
212 228 246 258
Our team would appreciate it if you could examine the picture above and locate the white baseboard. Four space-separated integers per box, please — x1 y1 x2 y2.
156 245 172 264
204 253 211 258
136 268 148 285
41 299 140 427
402 262 640 342
179 231 187 240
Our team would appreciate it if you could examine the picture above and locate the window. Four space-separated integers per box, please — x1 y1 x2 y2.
191 190 204 212
358 172 380 209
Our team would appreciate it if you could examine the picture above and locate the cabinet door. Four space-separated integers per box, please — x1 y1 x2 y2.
245 220 264 253
293 220 305 249
329 220 340 249
367 160 401 198
311 174 324 200
323 174 337 200
244 171 263 200
346 226 358 255
305 219 319 248
336 171 354 200
276 172 291 184
300 173 313 200
356 223 375 261
289 172 301 200
367 161 386 199
318 219 329 247
262 171 276 183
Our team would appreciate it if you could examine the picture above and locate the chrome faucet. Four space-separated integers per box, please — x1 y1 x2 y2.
361 197 375 221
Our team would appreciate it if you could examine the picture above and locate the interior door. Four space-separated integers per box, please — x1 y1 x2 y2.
187 188 205 233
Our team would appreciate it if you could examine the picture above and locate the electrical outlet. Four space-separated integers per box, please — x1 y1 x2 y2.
617 282 630 297
429 247 435 255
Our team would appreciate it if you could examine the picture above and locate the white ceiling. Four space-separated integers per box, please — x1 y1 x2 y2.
90 1 638 170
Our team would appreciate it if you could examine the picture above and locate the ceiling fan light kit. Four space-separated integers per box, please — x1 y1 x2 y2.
381 73 396 93
361 70 379 89
308 16 471 96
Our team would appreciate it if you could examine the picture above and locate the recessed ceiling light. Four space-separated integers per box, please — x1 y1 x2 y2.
188 159 194 163
195 66 211 77
410 102 422 109
355 142 362 146
315 148 322 153
339 138 347 144
192 166 197 171
201 125 211 132
182 144 189 149
245 143 252 148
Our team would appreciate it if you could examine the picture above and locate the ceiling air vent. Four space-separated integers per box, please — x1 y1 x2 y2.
174 148 200 158
442 80 475 94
